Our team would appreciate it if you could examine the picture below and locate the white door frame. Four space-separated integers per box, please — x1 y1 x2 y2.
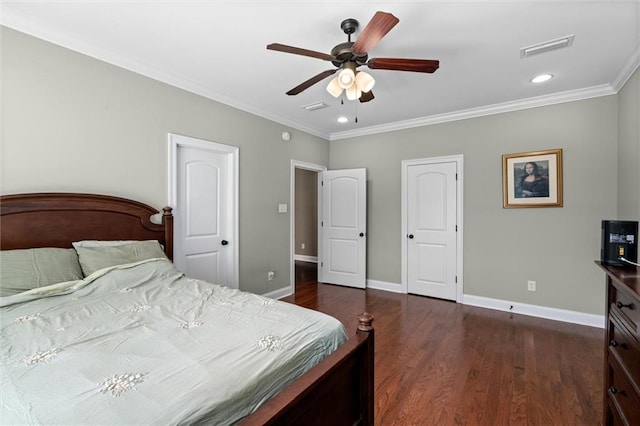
401 154 464 302
289 160 326 296
168 133 239 288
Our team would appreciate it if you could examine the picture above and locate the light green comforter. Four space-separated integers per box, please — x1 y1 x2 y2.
0 259 347 425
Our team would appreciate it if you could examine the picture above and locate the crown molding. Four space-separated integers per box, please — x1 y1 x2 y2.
611 42 640 92
329 84 616 141
4 7 636 144
0 13 331 141
330 44 639 141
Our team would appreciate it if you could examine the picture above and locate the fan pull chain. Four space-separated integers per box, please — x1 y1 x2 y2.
355 99 359 123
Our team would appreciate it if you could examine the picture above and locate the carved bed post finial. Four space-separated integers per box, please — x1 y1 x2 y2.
357 312 374 333
162 206 174 261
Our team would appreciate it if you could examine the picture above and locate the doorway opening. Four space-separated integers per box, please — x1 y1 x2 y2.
290 161 325 295
289 161 368 295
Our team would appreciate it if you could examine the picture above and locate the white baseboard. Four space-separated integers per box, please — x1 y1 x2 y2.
462 294 605 328
265 278 604 329
263 286 292 300
366 279 404 293
368 280 605 328
294 255 318 263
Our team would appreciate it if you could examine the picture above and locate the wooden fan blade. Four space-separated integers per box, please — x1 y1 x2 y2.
367 58 440 73
286 69 338 96
351 11 399 55
267 43 333 61
359 91 374 103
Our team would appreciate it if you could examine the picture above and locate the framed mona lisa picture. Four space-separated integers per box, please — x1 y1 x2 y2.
502 148 563 208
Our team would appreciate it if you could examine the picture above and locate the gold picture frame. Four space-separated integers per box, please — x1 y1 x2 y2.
502 148 563 208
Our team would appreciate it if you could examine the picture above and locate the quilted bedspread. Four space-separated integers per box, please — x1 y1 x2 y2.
0 258 347 425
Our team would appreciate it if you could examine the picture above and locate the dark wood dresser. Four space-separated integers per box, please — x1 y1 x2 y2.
597 261 640 425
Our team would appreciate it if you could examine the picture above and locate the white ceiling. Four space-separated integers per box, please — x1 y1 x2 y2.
2 1 639 140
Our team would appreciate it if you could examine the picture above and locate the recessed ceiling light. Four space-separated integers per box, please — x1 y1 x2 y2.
337 116 349 123
531 74 553 84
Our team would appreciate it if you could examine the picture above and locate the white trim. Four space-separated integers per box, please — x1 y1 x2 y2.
611 42 640 92
0 11 331 141
290 161 327 296
294 255 318 263
463 294 605 329
168 133 239 289
401 155 464 302
4 8 636 143
346 280 607 328
366 279 404 294
263 286 292 300
330 85 616 141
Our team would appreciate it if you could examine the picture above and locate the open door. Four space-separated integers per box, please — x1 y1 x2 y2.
319 168 367 288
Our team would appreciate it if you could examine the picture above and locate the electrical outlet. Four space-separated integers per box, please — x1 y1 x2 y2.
301 243 305 249
527 280 536 292
267 270 275 281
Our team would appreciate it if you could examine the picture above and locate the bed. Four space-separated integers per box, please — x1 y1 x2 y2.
0 192 374 425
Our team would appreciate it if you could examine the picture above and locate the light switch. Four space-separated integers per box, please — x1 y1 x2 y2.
278 203 288 213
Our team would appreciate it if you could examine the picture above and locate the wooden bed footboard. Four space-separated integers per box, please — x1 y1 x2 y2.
242 312 375 426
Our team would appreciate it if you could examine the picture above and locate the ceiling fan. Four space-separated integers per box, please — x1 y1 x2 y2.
267 11 439 103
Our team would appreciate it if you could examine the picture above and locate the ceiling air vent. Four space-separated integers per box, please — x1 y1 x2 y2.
520 34 574 58
302 101 328 111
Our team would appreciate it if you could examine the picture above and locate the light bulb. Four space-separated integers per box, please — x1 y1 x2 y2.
338 68 355 89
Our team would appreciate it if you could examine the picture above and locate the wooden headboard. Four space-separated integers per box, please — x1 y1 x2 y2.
0 193 173 259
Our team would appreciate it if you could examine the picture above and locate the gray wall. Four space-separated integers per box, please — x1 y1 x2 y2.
329 97 620 315
2 27 636 316
617 68 640 220
1 27 330 295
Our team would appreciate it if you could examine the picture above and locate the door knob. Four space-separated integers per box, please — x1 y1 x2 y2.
359 232 365 237
408 234 414 239
221 240 229 246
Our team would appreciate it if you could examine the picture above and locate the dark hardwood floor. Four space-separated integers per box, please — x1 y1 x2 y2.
286 261 604 425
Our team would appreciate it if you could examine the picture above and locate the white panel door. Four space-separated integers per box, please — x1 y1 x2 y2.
407 162 457 300
174 141 236 288
320 169 367 288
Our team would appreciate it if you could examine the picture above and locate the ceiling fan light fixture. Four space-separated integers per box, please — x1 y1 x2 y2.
269 12 440 103
355 71 375 93
345 85 359 101
338 67 356 89
326 77 343 97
